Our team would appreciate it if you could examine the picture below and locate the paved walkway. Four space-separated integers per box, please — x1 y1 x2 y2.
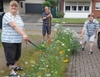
0 47 6 70
67 42 100 77
21 14 41 23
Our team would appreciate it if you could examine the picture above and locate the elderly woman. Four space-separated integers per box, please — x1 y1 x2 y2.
1 0 28 76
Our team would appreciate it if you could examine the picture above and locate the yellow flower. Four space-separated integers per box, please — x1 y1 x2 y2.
59 50 64 55
59 51 63 55
63 59 69 63
38 76 41 77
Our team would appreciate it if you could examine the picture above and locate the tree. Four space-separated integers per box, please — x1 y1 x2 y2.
45 0 58 8
42 1 51 9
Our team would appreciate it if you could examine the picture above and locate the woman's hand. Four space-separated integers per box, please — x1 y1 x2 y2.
80 35 83 40
23 34 28 44
95 34 98 39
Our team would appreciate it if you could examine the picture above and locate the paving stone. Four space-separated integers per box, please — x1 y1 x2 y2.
67 42 100 77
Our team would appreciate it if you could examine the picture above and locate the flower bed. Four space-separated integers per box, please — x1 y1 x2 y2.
22 24 81 77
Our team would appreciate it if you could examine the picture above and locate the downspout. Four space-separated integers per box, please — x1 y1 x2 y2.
58 0 60 11
60 0 64 12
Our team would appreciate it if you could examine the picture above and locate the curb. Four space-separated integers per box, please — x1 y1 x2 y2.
24 23 84 27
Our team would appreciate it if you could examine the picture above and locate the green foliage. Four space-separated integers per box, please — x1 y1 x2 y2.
56 11 65 18
51 18 87 24
0 24 81 76
22 24 81 77
45 0 58 7
53 23 81 53
42 1 51 9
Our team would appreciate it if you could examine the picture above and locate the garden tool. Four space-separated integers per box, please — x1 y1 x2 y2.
47 11 52 44
28 40 38 48
28 40 46 50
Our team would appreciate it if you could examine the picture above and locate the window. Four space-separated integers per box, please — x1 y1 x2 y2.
72 6 76 11
95 2 100 10
84 6 89 11
65 2 90 12
65 6 70 11
78 6 83 11
0 1 3 12
20 2 23 8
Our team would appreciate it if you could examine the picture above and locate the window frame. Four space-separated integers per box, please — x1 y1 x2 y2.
65 6 70 11
84 6 89 11
95 2 100 10
72 6 77 11
20 2 23 8
78 6 83 11
65 2 90 12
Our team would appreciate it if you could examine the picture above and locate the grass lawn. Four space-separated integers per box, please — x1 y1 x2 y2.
52 18 100 24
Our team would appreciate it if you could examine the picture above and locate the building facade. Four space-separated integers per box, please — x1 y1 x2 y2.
19 0 44 14
60 0 100 18
1 0 100 18
0 0 44 14
92 0 100 18
0 0 20 12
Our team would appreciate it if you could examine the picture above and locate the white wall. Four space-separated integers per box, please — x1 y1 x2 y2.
65 0 92 1
25 0 45 3
3 1 9 12
64 12 90 18
3 1 20 14
19 1 25 14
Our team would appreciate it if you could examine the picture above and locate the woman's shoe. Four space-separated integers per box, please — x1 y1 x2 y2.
10 69 17 77
88 51 93 55
14 66 23 71
81 47 84 51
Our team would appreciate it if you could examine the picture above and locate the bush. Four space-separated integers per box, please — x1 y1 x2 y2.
56 11 65 18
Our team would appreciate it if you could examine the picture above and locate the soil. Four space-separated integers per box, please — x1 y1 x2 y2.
0 47 6 70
